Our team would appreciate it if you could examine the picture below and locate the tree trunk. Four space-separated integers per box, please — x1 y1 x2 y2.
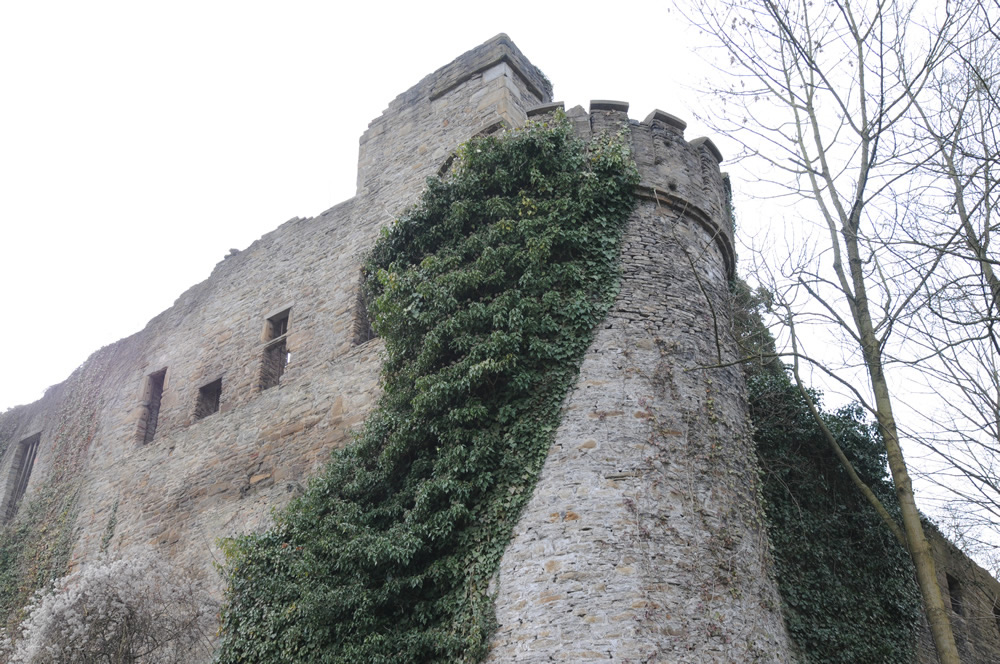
845 233 962 664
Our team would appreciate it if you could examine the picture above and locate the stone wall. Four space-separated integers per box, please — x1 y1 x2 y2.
1 199 385 583
356 33 550 208
916 528 1000 664
0 34 549 588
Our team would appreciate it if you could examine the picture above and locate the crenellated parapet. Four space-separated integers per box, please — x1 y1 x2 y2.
529 100 735 279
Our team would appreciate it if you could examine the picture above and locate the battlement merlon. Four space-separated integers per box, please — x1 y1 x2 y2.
355 34 553 204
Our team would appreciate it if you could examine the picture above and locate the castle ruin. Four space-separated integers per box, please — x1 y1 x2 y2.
1 35 999 663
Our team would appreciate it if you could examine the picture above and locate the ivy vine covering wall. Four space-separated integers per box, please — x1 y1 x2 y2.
750 371 922 664
0 384 105 636
215 117 638 663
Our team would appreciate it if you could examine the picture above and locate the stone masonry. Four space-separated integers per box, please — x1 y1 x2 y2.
1 34 998 663
483 102 790 662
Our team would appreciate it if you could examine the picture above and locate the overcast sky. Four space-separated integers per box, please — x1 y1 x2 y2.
0 1 726 411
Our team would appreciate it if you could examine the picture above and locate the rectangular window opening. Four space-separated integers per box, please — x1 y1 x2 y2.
353 284 377 346
195 379 222 420
266 308 291 341
138 369 166 444
993 601 1000 636
260 338 289 390
947 574 964 615
4 433 41 523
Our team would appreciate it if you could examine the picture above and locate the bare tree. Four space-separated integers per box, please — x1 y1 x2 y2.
681 1 977 662
892 0 1000 569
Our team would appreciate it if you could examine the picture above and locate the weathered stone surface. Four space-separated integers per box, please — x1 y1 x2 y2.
916 529 1000 664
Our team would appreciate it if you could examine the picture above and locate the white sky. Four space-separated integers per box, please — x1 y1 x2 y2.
0 0 721 412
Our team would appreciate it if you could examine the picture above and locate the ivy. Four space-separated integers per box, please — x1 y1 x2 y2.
0 397 94 635
0 481 80 634
749 371 921 664
215 116 638 663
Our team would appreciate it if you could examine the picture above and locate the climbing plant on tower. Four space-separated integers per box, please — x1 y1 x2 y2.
215 115 639 664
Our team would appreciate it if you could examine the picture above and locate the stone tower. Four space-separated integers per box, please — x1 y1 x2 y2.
480 101 791 661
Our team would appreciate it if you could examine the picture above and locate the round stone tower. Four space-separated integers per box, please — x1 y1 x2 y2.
484 101 792 663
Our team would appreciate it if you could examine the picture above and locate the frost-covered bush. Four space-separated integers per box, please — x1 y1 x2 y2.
2 551 218 664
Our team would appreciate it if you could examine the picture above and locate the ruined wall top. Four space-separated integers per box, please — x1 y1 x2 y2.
366 33 552 129
355 34 552 203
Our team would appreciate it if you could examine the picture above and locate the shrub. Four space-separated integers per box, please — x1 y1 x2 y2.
2 550 218 664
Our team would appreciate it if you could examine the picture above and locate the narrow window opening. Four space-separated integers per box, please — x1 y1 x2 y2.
993 601 1000 636
3 433 41 523
353 282 377 346
260 307 292 390
261 339 288 390
195 379 222 419
138 369 166 444
266 309 290 341
947 574 964 615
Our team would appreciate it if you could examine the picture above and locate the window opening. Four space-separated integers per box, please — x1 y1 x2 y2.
994 601 1000 636
195 379 222 419
260 307 292 390
947 574 964 615
353 281 377 346
3 433 41 523
138 369 166 444
266 309 290 341
261 339 289 390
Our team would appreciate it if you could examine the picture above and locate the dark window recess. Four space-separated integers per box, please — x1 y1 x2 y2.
266 309 290 341
139 369 166 444
993 601 1000 635
195 379 222 419
4 433 41 523
261 339 289 390
947 574 964 615
353 286 377 345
